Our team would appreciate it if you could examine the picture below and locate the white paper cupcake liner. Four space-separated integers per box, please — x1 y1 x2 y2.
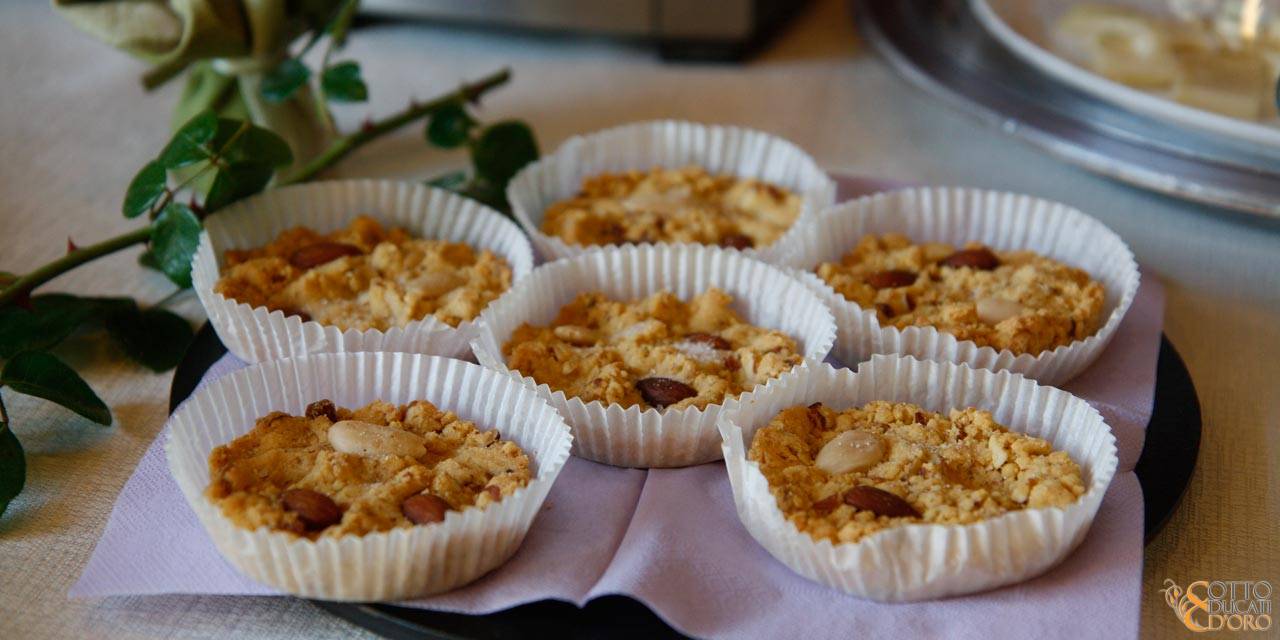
773 187 1140 384
471 243 837 468
165 352 573 601
506 120 837 263
192 180 535 363
718 355 1118 602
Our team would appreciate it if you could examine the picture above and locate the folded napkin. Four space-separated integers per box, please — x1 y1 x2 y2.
70 275 1164 639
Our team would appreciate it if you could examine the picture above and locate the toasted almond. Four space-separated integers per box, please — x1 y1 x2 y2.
289 242 362 269
719 233 754 250
684 332 731 350
842 485 920 518
305 399 337 422
812 494 841 513
414 270 465 299
282 488 342 530
939 247 1000 270
402 494 450 525
635 377 697 408
865 269 917 289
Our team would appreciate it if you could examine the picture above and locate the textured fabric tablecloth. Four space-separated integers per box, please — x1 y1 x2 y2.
69 278 1163 639
3 0 1278 638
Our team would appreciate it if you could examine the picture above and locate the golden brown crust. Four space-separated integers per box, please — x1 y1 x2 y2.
206 399 531 539
214 216 511 331
540 166 802 249
816 233 1105 354
502 288 803 411
748 400 1085 544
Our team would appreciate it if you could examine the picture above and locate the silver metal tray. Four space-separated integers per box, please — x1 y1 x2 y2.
853 0 1280 218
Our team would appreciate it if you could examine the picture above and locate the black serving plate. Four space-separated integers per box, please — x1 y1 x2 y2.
168 323 1200 640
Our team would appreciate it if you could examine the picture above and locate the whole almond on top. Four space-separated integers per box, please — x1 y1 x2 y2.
806 403 827 430
635 377 697 408
842 485 921 518
289 242 362 269
282 488 342 530
865 269 917 289
415 270 465 298
815 430 884 475
305 399 338 422
402 494 450 525
939 248 999 270
975 296 1024 325
685 332 731 350
812 493 841 513
328 420 427 459
719 233 754 250
553 325 597 346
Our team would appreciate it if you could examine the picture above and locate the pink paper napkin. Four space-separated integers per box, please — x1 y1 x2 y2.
70 276 1164 639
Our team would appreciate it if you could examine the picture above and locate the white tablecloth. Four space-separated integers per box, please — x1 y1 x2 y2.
1 0 1276 637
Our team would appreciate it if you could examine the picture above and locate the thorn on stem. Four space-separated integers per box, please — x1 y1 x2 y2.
188 196 206 217
361 117 375 133
66 237 79 254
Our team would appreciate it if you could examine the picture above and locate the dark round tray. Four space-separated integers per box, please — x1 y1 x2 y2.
169 324 1200 640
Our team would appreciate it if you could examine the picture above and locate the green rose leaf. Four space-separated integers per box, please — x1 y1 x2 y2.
204 118 293 170
425 170 469 190
0 294 114 358
458 179 509 213
321 61 368 103
472 121 539 188
223 125 294 168
204 162 274 212
158 110 219 169
0 352 111 426
0 396 24 520
105 307 194 372
122 160 168 219
150 203 203 289
426 102 476 149
138 249 161 271
260 58 311 104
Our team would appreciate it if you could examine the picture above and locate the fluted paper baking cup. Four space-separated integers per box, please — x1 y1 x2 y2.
166 352 573 601
718 356 1118 602
506 120 837 263
192 180 535 363
471 243 837 468
775 187 1140 384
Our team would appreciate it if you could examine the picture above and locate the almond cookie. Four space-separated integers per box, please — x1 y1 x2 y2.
748 400 1085 544
503 287 804 411
215 215 511 331
207 398 531 538
816 233 1105 354
540 166 802 250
